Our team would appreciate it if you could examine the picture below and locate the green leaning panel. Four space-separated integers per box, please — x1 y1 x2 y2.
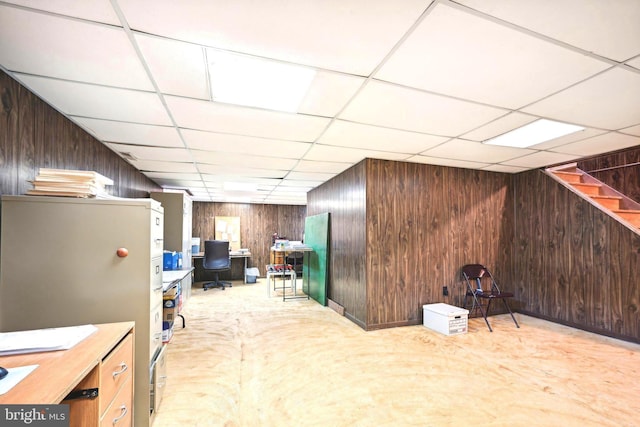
303 212 330 305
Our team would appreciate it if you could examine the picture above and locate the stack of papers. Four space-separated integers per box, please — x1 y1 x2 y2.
0 324 97 356
27 168 113 198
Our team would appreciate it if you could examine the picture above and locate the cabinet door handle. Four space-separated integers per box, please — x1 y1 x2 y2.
112 405 128 425
112 362 128 378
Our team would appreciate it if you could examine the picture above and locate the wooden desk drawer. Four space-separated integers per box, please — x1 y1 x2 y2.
100 333 133 410
100 376 133 427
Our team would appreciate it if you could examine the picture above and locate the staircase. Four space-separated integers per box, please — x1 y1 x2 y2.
547 164 640 230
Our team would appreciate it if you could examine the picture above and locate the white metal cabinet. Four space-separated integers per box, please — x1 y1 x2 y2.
150 191 193 302
0 195 164 427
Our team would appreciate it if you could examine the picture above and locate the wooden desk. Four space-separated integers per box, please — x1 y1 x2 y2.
0 322 135 427
192 251 252 283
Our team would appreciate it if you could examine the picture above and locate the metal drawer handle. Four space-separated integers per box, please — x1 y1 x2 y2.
112 405 127 425
112 362 128 378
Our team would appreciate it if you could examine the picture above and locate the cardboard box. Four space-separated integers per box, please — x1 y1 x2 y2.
162 320 173 343
163 295 180 323
423 303 468 336
164 283 181 298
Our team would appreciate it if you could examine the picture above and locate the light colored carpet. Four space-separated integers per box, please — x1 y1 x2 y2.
152 279 640 427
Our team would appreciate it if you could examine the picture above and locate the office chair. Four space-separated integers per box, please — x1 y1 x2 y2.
461 264 519 332
203 240 232 291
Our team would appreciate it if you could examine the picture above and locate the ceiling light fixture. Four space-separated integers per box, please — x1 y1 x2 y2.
208 50 316 113
484 119 585 148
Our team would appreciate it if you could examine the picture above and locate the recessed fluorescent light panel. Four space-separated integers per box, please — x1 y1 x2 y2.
484 119 585 148
208 50 316 113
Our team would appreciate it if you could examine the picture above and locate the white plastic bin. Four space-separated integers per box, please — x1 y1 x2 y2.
246 267 260 284
423 303 469 335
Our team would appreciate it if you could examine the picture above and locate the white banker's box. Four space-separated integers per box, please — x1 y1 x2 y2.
423 303 469 335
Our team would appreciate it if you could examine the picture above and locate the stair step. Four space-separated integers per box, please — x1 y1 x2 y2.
613 210 640 227
552 170 583 183
571 182 602 196
591 195 622 210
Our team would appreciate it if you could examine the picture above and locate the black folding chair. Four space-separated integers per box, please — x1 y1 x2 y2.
461 264 519 332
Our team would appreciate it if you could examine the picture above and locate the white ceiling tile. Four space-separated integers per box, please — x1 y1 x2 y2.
341 80 508 136
406 155 491 170
165 96 330 141
298 71 365 117
131 160 198 173
181 129 312 158
286 171 337 181
15 74 172 125
421 139 534 163
72 117 183 147
145 172 202 181
2 0 121 25
118 0 431 75
482 164 528 174
528 128 608 150
0 6 152 90
375 3 610 109
627 57 640 70
192 151 298 170
551 132 640 156
501 151 582 169
319 120 448 153
304 143 410 163
522 68 640 130
135 34 209 99
456 0 640 62
621 124 640 137
293 160 353 174
152 179 205 188
106 144 193 162
461 113 537 142
197 164 287 179
278 179 324 188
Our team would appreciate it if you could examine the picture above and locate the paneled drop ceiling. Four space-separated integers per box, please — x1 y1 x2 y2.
1 0 639 204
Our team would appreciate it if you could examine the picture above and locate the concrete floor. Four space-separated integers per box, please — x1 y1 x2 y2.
152 279 640 427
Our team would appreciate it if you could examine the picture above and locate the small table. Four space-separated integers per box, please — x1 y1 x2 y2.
269 246 313 301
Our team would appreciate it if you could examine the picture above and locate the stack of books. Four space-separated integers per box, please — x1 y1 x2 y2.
27 168 114 198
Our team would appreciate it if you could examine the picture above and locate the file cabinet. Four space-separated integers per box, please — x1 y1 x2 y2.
0 195 164 427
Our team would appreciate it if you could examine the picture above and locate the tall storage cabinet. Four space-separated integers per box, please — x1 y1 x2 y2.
0 195 165 427
150 191 193 301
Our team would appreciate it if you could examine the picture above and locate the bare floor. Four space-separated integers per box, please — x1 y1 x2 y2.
152 279 640 427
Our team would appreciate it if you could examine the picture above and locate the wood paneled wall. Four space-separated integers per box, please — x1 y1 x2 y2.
192 202 306 278
514 169 640 342
307 161 368 328
0 70 160 198
308 159 514 330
